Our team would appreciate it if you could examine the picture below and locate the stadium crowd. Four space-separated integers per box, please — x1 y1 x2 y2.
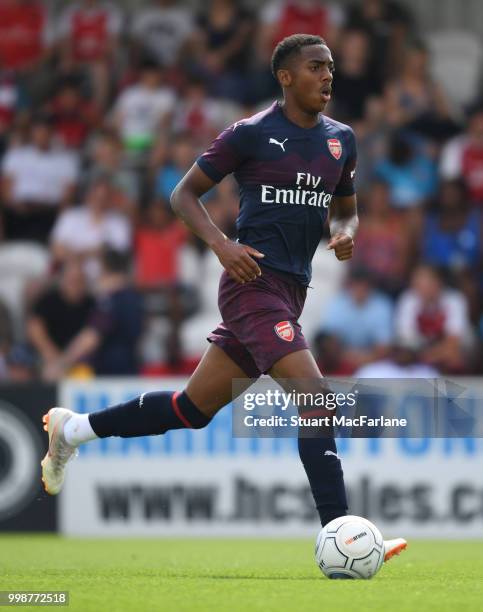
0 0 481 381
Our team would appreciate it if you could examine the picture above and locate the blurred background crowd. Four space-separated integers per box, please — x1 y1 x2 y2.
0 0 481 382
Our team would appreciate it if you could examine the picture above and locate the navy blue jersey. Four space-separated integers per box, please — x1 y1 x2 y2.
197 101 357 285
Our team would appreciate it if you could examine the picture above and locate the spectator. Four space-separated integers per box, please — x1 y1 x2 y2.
0 299 13 380
354 342 439 378
4 344 37 382
394 264 473 372
0 0 52 103
27 258 95 379
421 180 481 322
50 173 131 281
375 132 438 210
422 180 480 273
345 0 414 82
383 43 456 141
440 104 483 206
134 201 192 367
154 134 197 204
47 76 99 149
319 268 394 372
112 59 175 156
0 70 27 147
259 0 344 56
331 28 381 122
352 180 411 296
1 114 78 242
44 249 144 378
85 129 139 214
190 0 255 104
131 0 194 69
57 0 123 109
170 79 241 143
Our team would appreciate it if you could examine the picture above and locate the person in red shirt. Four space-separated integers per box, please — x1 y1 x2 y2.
440 104 483 206
47 77 99 149
57 0 123 109
0 0 50 72
134 200 193 369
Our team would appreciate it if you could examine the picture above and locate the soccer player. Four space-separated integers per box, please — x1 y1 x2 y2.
42 34 406 561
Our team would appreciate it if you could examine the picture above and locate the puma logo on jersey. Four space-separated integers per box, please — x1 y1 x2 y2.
269 137 288 152
324 450 339 459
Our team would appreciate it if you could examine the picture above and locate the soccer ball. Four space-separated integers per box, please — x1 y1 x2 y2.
315 515 384 579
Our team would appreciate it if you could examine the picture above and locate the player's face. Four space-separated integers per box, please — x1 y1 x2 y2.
290 45 334 114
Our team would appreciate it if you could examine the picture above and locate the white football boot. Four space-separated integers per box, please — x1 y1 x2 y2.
41 408 78 495
383 538 407 562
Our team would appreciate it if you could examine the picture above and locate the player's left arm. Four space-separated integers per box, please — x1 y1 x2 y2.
328 127 358 260
327 194 358 261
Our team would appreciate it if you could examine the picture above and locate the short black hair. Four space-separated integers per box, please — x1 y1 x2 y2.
271 33 327 79
101 248 131 275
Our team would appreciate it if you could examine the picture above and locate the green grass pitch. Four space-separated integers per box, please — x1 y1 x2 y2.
1 536 482 612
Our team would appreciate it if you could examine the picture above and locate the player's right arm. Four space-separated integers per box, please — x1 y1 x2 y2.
170 124 264 284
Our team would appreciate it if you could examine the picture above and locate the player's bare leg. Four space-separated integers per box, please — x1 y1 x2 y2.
41 343 256 495
269 348 406 561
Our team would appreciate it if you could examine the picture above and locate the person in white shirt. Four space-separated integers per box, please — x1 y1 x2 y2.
1 115 78 243
113 60 175 154
50 173 131 282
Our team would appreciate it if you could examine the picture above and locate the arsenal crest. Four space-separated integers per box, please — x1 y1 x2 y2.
274 320 295 342
327 138 342 160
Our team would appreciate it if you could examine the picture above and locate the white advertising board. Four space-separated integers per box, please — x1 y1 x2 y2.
59 379 483 538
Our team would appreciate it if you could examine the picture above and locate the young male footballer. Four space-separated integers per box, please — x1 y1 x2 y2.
42 34 406 561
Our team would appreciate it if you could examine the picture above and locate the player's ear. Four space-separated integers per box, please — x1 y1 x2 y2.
277 69 292 88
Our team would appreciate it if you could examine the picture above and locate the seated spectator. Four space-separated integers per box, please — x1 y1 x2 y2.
421 180 480 321
0 299 13 380
332 28 381 122
170 79 241 143
345 0 414 83
355 342 439 378
154 134 197 204
27 258 95 378
131 0 194 69
189 0 255 103
4 344 37 382
375 132 438 210
85 129 139 214
259 0 344 56
134 201 188 289
1 114 78 243
50 173 131 281
0 70 27 148
113 59 175 156
394 264 473 372
43 249 144 379
352 180 410 296
0 0 53 103
313 332 354 376
135 201 197 367
318 268 394 372
440 104 483 207
383 43 456 141
47 76 99 149
56 0 123 109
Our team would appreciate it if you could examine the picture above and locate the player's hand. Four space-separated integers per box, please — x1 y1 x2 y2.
327 233 354 261
213 239 264 283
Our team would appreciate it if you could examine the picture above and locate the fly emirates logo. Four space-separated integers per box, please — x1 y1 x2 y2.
261 172 333 208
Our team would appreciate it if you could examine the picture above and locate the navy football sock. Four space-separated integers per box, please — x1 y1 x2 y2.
298 436 348 526
88 391 210 438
